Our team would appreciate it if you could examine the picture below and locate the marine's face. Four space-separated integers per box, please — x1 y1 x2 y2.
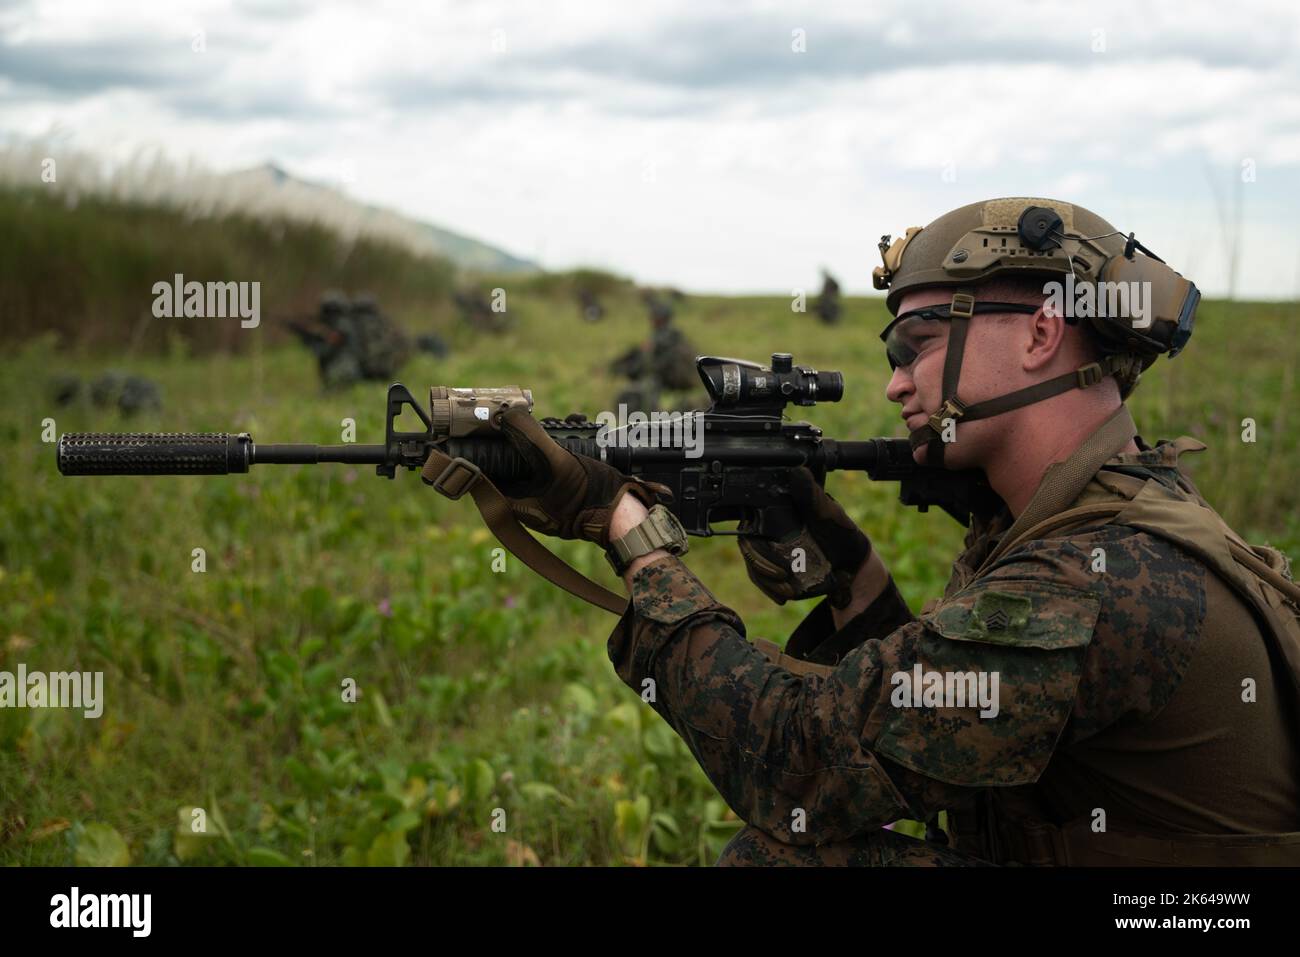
885 289 948 464
884 288 1019 468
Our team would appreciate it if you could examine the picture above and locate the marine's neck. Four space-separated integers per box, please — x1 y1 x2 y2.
980 404 1138 519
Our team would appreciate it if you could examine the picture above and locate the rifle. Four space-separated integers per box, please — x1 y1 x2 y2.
57 353 1000 611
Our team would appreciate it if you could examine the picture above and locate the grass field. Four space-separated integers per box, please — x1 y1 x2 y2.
2 208 1298 865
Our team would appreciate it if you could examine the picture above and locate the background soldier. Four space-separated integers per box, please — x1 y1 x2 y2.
287 291 410 389
454 288 512 334
285 290 360 389
52 372 163 415
815 268 842 325
611 291 701 412
487 197 1300 866
349 293 411 380
577 287 605 323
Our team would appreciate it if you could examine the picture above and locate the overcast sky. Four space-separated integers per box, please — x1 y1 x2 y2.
3 0 1299 298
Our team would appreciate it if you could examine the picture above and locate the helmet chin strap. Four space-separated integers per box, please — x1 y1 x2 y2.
907 292 1138 466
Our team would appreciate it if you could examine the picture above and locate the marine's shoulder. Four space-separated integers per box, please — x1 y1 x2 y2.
985 517 1209 618
992 520 1209 732
928 514 1209 686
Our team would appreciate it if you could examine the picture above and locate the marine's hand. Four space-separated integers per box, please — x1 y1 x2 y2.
493 407 669 545
738 467 872 606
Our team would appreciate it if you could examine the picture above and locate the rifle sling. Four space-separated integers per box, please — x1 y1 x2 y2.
421 444 628 615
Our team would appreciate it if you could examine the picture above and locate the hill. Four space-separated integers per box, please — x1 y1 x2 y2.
226 163 537 275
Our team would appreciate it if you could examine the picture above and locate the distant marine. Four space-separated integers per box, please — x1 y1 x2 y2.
286 291 412 389
815 269 842 325
453 288 513 334
610 290 702 412
577 287 605 323
51 372 163 416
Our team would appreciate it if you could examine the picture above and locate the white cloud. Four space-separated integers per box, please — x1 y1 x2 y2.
2 0 1298 297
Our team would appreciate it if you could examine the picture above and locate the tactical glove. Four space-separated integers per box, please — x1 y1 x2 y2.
495 407 670 547
738 467 872 607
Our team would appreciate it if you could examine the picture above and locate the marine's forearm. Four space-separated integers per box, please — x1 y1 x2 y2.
608 556 918 842
610 493 899 637
610 495 662 583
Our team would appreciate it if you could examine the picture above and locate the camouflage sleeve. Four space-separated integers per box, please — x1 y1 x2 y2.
607 524 1206 844
607 548 1120 844
608 556 918 842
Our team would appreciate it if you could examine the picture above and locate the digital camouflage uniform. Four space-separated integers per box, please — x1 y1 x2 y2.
350 296 411 381
607 407 1300 866
294 294 411 389
650 323 699 392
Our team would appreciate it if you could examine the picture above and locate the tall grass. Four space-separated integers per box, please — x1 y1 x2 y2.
0 184 456 354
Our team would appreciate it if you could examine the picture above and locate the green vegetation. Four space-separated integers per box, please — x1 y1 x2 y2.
1 197 1296 866
0 185 456 355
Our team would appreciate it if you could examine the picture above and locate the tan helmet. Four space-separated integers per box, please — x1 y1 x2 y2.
873 197 1200 464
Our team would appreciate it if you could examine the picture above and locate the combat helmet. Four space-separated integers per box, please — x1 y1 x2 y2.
872 197 1199 464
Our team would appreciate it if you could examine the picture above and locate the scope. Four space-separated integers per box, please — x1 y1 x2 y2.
696 353 843 412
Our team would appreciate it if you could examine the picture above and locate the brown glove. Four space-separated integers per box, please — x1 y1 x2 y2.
738 468 872 607
494 407 670 546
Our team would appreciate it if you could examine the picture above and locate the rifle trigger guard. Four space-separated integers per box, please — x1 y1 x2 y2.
430 456 482 500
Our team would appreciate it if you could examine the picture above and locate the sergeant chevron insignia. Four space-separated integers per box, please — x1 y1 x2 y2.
967 591 1033 642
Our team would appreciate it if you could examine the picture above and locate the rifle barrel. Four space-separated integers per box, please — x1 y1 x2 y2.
253 443 387 465
56 432 390 475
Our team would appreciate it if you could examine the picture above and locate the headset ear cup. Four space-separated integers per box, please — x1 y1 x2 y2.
1092 253 1194 358
1081 256 1131 354
1168 282 1199 357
